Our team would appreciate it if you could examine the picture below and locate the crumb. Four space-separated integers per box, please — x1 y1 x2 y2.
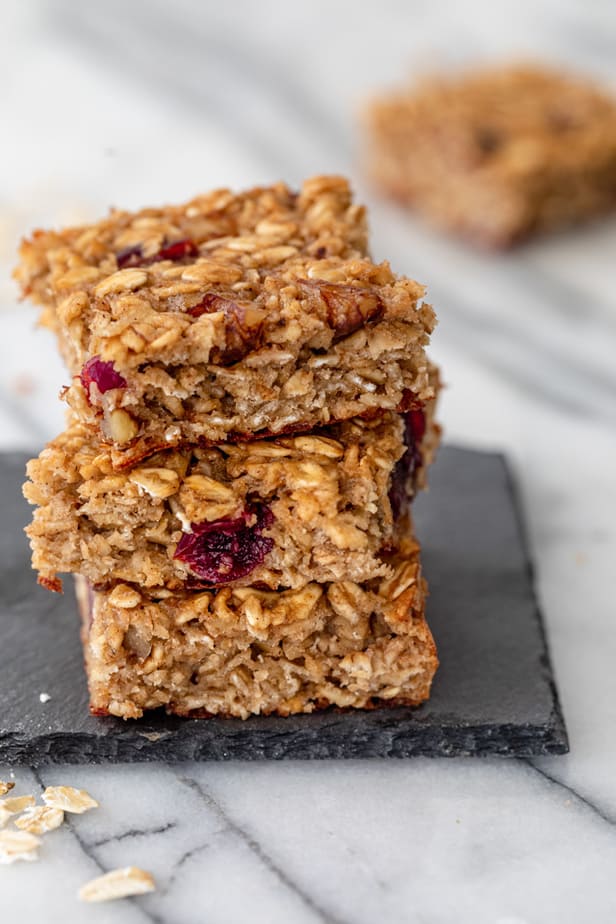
11 373 36 396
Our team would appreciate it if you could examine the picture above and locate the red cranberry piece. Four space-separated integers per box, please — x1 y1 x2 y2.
405 408 426 446
116 245 144 268
116 238 198 269
156 238 198 261
389 409 426 519
80 356 127 402
174 505 274 584
388 464 407 522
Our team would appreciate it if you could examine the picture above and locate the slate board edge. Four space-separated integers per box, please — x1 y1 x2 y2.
0 715 568 765
500 453 569 756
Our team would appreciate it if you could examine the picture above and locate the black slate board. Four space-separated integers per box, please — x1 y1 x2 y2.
0 447 568 764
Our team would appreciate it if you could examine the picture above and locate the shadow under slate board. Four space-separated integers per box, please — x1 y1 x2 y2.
0 446 568 764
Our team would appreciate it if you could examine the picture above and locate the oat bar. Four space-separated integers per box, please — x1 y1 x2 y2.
24 394 440 593
15 176 436 465
364 64 616 247
76 534 438 719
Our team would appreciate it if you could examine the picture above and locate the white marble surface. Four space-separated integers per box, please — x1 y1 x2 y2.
2 1 616 921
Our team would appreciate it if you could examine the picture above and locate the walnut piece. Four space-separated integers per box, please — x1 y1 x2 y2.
128 466 180 499
298 279 383 339
189 293 267 364
107 408 139 443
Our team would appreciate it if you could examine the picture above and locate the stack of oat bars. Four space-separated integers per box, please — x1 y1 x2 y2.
17 175 441 720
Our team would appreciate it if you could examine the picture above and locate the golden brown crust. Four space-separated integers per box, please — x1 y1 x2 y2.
364 63 616 247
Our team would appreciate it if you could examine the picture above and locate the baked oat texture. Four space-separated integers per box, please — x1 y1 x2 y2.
24 400 440 593
76 534 438 719
364 63 616 247
15 175 436 464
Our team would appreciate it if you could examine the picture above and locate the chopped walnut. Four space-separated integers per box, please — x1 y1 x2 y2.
298 279 384 339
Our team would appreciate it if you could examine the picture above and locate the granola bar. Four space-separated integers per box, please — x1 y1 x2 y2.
24 392 440 593
15 176 436 466
364 63 616 247
76 534 438 719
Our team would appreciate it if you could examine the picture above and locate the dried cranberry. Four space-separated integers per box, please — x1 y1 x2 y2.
80 356 127 402
116 244 144 268
187 292 229 319
405 408 426 446
116 238 198 269
174 505 274 584
388 409 426 519
156 238 198 261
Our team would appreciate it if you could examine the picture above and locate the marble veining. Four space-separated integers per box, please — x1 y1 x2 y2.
2 0 616 920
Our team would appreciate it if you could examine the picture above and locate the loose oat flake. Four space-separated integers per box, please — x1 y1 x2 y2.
0 829 41 864
14 806 64 835
0 794 36 815
78 867 156 902
42 785 98 814
0 807 12 830
0 782 15 796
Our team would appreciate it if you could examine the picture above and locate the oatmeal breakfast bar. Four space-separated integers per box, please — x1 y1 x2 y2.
364 63 616 247
76 533 437 719
24 391 440 593
15 176 436 467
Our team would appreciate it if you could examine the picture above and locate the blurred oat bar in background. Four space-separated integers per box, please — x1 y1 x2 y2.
364 63 616 247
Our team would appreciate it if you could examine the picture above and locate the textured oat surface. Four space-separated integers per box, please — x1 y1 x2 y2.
77 534 437 720
25 404 439 592
365 63 616 246
15 176 436 461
